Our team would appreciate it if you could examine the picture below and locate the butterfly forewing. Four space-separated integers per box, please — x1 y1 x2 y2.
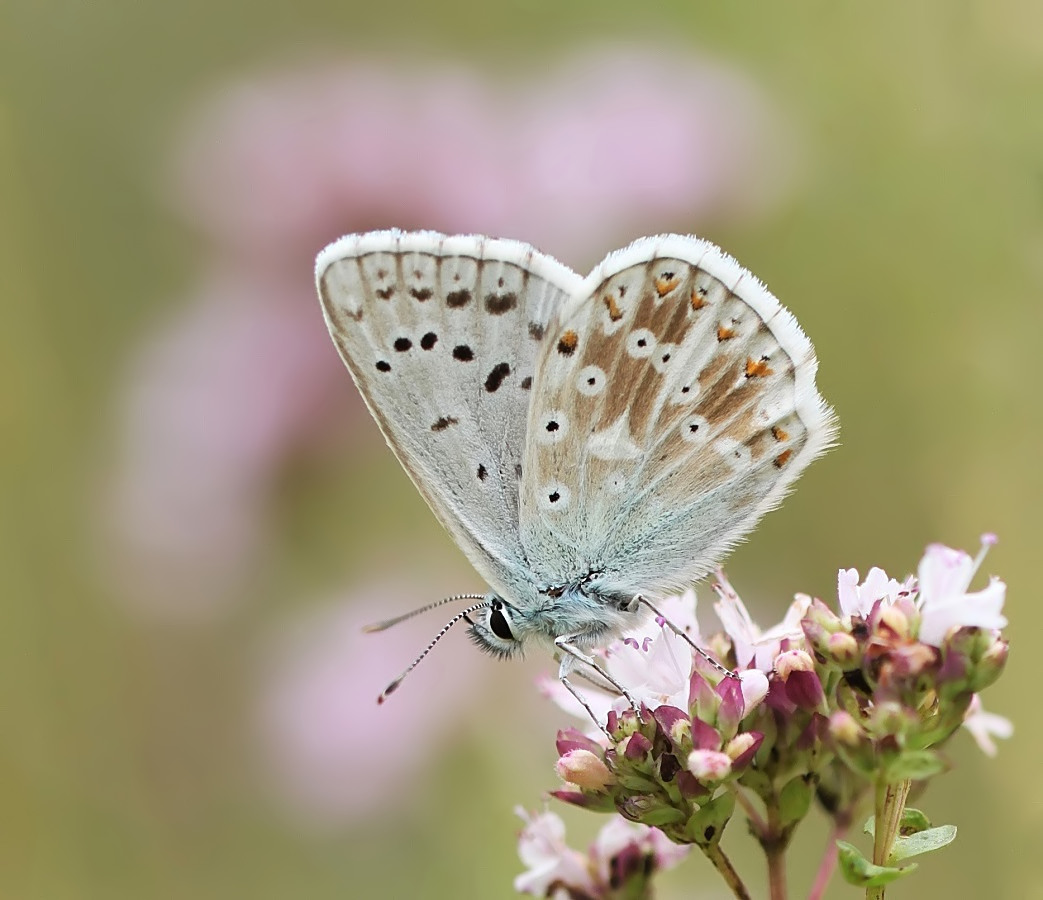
317 230 580 595
520 235 837 595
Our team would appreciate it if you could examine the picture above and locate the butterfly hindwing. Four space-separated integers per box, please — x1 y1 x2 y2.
317 230 580 596
519 234 837 595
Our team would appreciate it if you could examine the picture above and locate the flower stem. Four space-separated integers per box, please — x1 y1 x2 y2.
762 802 789 900
809 817 850 900
702 843 752 900
866 778 912 900
766 842 787 900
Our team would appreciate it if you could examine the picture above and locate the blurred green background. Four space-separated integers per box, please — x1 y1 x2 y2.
2 1 1039 897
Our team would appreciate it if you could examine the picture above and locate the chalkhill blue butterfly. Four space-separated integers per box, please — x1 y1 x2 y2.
315 230 836 709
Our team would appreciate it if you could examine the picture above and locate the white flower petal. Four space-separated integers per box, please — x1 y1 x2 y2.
917 544 975 606
738 669 769 710
918 577 1008 646
962 696 1013 757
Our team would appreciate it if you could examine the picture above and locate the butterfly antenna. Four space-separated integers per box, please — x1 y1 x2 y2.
635 595 738 680
376 600 490 704
362 593 487 633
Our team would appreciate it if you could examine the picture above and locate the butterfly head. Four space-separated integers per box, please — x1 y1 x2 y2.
466 584 644 659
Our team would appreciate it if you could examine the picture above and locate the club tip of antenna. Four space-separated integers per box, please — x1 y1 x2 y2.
377 678 402 704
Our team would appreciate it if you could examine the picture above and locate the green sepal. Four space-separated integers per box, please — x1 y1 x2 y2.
863 807 933 838
684 792 735 846
883 749 945 782
899 807 932 833
836 840 917 887
778 775 814 827
891 825 957 861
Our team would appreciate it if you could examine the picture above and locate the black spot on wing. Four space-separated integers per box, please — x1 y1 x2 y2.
431 416 459 432
452 345 474 362
484 362 511 392
447 289 472 308
420 332 438 350
375 360 391 372
393 337 412 352
484 292 517 314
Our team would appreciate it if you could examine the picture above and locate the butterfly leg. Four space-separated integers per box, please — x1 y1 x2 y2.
557 671 613 740
634 594 738 681
555 636 640 712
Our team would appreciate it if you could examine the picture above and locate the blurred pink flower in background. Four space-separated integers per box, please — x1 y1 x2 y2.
256 579 482 825
102 44 794 618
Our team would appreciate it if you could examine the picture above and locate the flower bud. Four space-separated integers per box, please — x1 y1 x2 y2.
876 603 911 640
828 711 861 746
621 732 653 761
970 636 1009 691
826 631 860 665
723 732 763 770
556 749 615 792
775 649 816 680
867 701 915 739
687 749 733 782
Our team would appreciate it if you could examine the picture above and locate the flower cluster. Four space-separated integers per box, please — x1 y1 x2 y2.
515 807 688 899
527 537 1010 898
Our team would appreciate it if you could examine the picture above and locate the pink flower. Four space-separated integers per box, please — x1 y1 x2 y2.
104 49 790 616
713 572 810 671
916 539 1007 646
102 271 354 618
541 589 768 731
255 580 481 825
514 809 689 897
514 808 597 897
587 815 690 885
961 694 1013 757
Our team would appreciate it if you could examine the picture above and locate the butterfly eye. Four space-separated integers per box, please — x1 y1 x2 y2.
488 607 515 641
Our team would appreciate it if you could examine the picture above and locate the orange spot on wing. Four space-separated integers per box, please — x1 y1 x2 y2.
690 289 707 311
603 295 624 322
744 357 773 378
717 324 737 341
771 425 789 442
773 449 792 468
557 330 579 356
655 275 680 297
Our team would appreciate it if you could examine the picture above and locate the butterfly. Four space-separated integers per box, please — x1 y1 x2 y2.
315 230 836 707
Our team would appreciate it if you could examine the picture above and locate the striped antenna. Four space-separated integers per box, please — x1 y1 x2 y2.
374 599 491 704
363 593 487 633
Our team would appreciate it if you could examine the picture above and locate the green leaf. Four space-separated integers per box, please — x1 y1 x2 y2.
891 825 957 861
778 776 814 827
617 774 661 792
638 806 688 828
836 840 917 887
884 750 946 781
685 792 735 847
